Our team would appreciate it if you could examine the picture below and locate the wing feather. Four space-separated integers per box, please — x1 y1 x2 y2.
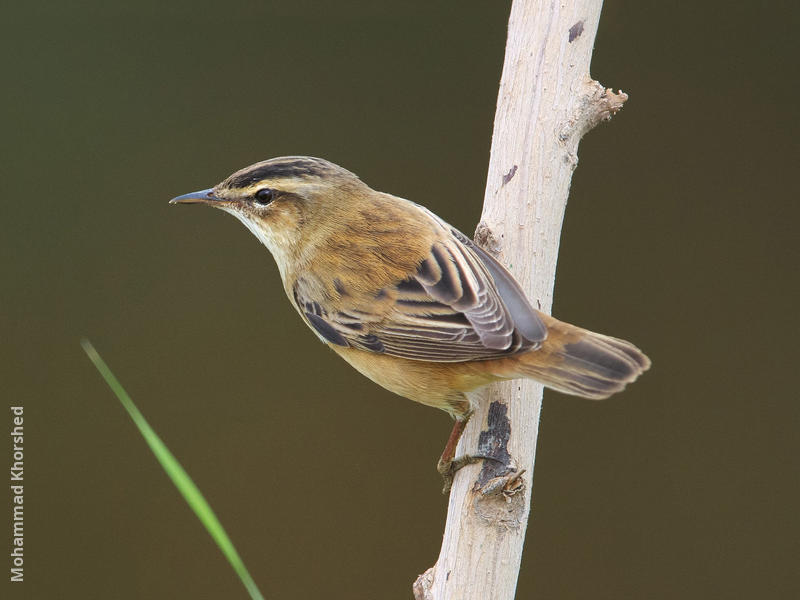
293 222 547 362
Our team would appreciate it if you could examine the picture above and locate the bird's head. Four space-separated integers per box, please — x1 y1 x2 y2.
170 156 369 278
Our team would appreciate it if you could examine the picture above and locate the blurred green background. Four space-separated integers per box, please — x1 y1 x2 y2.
2 1 797 598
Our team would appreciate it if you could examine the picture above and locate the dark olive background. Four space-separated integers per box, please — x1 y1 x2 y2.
2 1 797 599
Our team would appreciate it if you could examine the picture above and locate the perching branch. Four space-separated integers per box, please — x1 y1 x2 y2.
413 1 626 598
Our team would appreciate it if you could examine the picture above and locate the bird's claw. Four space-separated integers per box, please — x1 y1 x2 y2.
437 453 505 495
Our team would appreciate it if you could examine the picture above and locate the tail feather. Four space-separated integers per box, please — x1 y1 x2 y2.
510 315 651 400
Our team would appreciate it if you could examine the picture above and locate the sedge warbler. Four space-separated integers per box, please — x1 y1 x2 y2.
171 156 650 490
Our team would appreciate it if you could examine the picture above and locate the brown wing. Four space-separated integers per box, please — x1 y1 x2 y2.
293 223 548 363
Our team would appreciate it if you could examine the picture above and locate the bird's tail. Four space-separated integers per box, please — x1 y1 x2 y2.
503 314 651 400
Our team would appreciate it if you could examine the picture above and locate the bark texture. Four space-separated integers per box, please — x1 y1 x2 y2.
413 1 626 598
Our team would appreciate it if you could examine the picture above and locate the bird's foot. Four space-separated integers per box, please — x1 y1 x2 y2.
437 453 504 495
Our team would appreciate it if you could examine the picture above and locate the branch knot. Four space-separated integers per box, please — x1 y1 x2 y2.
474 222 502 257
559 80 628 146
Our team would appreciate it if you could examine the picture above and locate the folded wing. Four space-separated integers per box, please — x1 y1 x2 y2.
294 225 547 363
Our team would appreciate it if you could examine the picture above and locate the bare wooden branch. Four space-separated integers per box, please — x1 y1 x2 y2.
414 1 625 598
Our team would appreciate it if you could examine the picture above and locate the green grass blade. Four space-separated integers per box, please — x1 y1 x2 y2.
81 339 264 600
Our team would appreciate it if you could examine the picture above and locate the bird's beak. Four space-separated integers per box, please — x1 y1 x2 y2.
169 188 227 205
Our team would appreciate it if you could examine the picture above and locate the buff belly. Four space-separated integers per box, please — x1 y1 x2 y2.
331 346 498 418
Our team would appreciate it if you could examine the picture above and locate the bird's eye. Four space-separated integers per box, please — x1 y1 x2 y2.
254 188 274 205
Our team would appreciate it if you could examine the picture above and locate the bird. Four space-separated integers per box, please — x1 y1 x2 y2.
170 156 650 491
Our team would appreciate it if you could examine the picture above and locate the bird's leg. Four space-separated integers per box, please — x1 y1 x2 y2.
436 415 469 488
436 411 502 494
